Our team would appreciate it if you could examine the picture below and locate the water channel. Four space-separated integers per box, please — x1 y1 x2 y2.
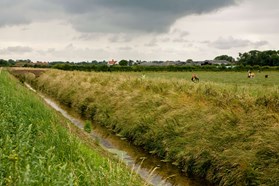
25 83 210 186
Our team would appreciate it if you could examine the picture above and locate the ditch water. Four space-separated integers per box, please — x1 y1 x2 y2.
25 83 209 186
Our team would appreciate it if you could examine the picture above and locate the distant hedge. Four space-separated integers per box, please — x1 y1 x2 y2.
51 63 279 72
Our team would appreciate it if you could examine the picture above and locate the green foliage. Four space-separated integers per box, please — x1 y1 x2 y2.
84 120 92 133
0 70 145 185
238 50 279 66
51 63 110 72
50 62 279 72
0 59 10 66
0 59 16 67
47 54 279 72
186 59 193 63
214 55 235 62
119 59 128 66
22 70 279 186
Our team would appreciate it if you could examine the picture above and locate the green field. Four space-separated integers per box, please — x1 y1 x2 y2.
115 71 279 99
12 69 279 185
117 71 279 86
0 70 145 185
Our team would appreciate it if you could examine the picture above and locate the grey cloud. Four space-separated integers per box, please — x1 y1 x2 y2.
75 33 104 41
211 37 251 49
160 37 171 42
171 29 190 37
0 0 62 27
0 0 238 33
76 34 95 41
47 48 56 52
37 46 110 61
145 38 158 47
0 46 33 54
118 46 132 51
58 0 238 33
0 10 30 26
254 41 269 48
210 37 268 49
180 31 190 38
108 34 133 43
173 38 189 43
55 0 236 16
201 40 210 44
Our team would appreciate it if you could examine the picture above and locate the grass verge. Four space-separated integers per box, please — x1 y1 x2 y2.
18 69 279 185
0 70 145 185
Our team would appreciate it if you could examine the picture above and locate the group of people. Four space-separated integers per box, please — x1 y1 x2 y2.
247 70 255 78
191 71 269 82
140 71 270 83
248 70 269 78
191 74 199 82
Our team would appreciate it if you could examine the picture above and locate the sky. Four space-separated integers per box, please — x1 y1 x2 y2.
0 0 278 62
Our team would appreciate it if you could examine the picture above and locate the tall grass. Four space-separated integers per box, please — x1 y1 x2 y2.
134 71 279 86
0 70 145 185
23 69 279 185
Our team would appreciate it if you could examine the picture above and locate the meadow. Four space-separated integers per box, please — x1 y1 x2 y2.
15 69 279 185
116 71 279 86
0 70 145 185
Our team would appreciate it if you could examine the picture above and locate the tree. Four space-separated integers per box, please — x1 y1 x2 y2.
238 50 279 66
186 59 193 63
91 60 98 64
214 55 235 62
0 59 8 66
128 60 134 66
119 59 128 66
8 59 16 65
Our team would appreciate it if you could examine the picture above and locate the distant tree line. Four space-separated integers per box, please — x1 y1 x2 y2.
50 63 279 72
214 55 236 62
237 50 279 66
0 59 16 66
1 50 279 71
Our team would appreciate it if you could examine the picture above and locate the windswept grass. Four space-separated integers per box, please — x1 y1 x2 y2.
132 71 279 86
0 70 145 185
22 69 279 185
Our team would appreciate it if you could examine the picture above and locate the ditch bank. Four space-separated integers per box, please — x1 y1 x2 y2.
13 69 279 186
24 82 207 186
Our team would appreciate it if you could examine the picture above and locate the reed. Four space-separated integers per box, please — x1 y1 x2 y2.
22 69 279 185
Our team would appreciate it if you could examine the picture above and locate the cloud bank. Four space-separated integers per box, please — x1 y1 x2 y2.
0 46 33 54
0 0 238 33
210 36 268 49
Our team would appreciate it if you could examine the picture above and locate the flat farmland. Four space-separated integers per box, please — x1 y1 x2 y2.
1 69 145 185
19 69 279 185
124 71 279 86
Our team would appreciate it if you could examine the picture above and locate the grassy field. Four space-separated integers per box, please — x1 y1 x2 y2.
0 70 145 185
112 71 279 98
113 71 279 86
16 69 279 185
147 71 277 84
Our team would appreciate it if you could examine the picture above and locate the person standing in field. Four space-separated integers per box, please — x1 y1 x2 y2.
191 74 199 82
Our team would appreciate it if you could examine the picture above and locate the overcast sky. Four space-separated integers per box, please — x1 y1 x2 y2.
0 0 278 62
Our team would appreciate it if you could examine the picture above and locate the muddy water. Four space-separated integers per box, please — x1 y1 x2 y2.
25 83 209 186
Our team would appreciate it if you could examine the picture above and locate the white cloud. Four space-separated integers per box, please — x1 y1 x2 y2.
210 36 268 49
108 34 133 43
0 46 33 54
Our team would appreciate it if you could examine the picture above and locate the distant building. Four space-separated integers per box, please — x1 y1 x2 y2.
190 61 203 66
34 61 49 67
201 60 230 65
135 59 231 66
107 59 117 66
138 61 165 66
